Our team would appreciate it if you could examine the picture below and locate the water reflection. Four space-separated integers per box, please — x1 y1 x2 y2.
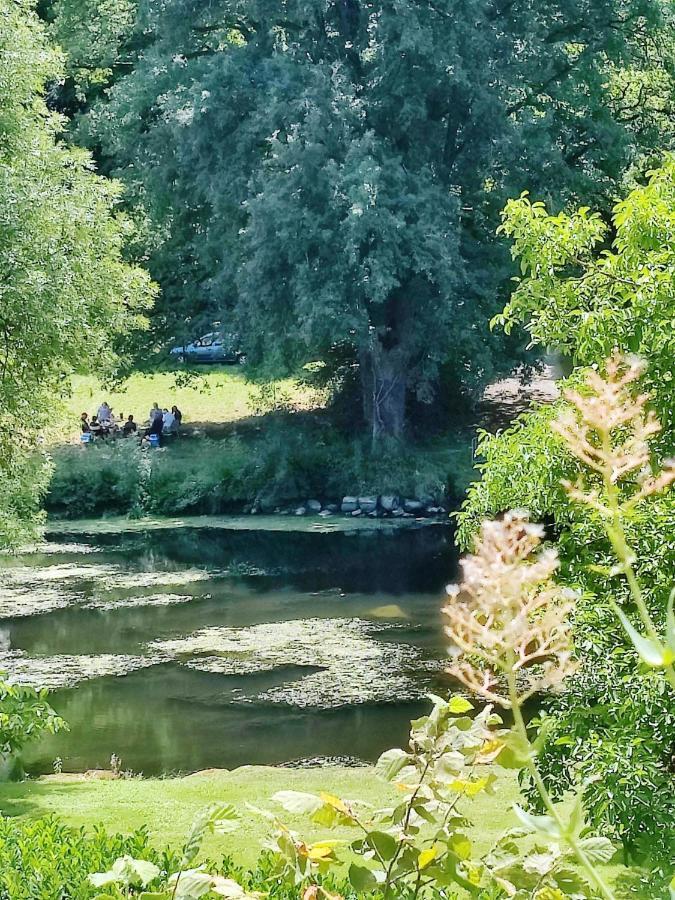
0 523 458 774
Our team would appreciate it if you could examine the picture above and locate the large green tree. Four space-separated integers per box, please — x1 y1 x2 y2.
0 0 154 547
49 0 674 437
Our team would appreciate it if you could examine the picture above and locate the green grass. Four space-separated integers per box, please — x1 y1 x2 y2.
0 767 631 891
65 371 314 434
0 766 519 865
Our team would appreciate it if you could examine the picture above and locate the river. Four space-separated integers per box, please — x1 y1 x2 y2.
0 518 459 775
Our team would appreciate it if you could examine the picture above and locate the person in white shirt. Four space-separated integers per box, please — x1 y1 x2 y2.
98 402 112 423
162 408 176 432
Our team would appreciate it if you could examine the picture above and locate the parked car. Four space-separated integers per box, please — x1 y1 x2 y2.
170 331 244 364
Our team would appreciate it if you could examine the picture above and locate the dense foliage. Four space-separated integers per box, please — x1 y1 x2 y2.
45 0 675 436
0 0 154 547
0 817 168 899
0 678 64 772
45 425 467 518
457 163 675 872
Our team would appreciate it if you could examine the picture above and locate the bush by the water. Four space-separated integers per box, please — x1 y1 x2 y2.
46 424 469 519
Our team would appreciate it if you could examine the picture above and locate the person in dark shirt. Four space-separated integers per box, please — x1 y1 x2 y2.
171 405 183 426
123 415 138 437
148 413 163 437
89 416 102 438
80 413 90 433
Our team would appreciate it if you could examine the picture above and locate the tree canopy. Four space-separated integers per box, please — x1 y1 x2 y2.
46 0 675 437
0 0 154 546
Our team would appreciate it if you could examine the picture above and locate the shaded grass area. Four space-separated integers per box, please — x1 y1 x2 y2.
0 766 518 864
66 370 313 431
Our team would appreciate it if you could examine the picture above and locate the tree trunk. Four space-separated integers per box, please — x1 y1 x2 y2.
360 346 407 443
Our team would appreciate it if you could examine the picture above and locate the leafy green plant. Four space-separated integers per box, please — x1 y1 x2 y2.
89 803 252 900
0 675 65 771
255 690 614 899
0 816 168 899
459 162 675 872
265 697 501 897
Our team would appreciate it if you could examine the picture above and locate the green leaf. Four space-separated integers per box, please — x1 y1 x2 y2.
578 836 615 863
613 604 672 667
434 750 466 779
496 731 532 769
365 830 398 861
447 832 472 861
169 868 214 899
513 805 562 839
212 804 240 834
90 856 160 889
447 696 474 714
374 748 411 781
271 790 323 815
523 846 561 875
348 863 378 891
567 789 584 837
666 588 675 654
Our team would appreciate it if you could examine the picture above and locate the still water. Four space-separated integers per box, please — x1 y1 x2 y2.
0 521 459 775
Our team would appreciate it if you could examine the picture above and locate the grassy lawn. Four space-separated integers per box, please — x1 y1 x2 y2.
0 766 519 864
65 371 316 435
0 767 630 891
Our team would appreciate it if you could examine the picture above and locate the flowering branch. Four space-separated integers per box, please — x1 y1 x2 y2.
553 355 675 687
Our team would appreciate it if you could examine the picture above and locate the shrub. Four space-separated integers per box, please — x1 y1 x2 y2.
0 817 169 899
46 423 464 519
0 677 65 776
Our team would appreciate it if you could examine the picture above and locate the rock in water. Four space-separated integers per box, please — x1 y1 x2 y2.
379 495 399 512
341 496 359 513
306 499 322 513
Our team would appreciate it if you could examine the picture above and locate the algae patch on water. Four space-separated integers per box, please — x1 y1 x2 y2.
0 650 165 689
84 592 194 611
46 514 437 536
150 617 441 708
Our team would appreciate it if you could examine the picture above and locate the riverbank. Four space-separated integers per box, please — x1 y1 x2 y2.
45 420 474 521
44 513 449 535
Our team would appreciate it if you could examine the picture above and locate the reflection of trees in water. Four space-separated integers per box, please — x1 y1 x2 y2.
89 526 458 595
25 663 433 776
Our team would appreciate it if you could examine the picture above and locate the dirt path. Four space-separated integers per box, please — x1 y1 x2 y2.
478 364 560 432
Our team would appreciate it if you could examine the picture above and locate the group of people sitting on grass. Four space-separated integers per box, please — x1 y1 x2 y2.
80 401 183 443
146 402 183 438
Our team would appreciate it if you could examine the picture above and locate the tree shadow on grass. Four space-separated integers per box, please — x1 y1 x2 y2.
0 778 102 820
